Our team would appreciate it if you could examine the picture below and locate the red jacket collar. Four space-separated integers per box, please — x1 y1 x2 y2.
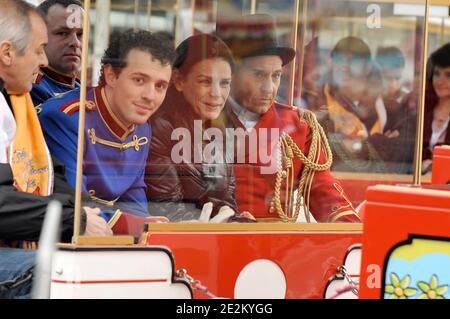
42 67 78 87
93 86 135 141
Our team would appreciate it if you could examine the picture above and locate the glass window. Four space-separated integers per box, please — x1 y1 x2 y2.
33 0 446 229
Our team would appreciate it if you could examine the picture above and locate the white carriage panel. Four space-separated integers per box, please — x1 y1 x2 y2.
52 250 173 282
50 282 192 299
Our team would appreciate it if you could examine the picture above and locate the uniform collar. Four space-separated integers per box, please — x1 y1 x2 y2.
93 86 135 141
228 97 261 131
41 67 78 87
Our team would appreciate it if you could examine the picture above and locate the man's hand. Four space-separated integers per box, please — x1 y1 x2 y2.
384 129 400 138
239 211 256 221
83 207 113 236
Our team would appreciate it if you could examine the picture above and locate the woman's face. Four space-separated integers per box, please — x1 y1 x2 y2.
174 58 232 120
433 66 450 99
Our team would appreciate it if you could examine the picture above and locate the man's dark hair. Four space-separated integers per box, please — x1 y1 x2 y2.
98 30 175 86
37 0 83 16
375 46 405 69
331 36 371 62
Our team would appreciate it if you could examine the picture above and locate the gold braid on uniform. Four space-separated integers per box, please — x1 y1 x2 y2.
88 128 148 151
270 111 333 223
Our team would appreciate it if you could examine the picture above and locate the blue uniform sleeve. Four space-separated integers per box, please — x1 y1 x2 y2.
31 83 52 108
117 185 149 217
39 96 87 192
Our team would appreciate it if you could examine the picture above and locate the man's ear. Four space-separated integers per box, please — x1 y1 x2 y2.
103 65 118 88
0 41 14 67
172 69 184 92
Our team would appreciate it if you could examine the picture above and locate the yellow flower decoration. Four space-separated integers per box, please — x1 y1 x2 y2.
417 275 448 299
385 273 417 299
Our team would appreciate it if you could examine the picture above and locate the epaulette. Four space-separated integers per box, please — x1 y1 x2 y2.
278 103 308 119
275 101 298 112
297 107 309 117
274 102 323 129
300 109 322 131
290 105 299 112
59 99 96 116
33 71 44 84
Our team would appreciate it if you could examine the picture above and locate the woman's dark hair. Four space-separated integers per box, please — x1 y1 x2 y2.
429 43 450 68
173 33 235 75
427 43 450 81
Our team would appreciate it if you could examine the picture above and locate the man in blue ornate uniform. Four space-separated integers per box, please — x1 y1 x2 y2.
31 0 84 108
39 30 174 223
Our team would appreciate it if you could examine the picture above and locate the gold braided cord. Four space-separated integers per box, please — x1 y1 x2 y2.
88 189 119 207
271 111 333 223
302 139 317 223
88 128 148 151
303 131 322 222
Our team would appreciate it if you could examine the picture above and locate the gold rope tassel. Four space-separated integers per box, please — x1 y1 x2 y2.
271 112 333 223
88 128 148 151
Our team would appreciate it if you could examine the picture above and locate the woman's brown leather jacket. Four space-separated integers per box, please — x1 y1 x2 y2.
145 93 240 221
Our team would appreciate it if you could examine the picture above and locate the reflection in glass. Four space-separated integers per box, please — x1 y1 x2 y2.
31 0 447 227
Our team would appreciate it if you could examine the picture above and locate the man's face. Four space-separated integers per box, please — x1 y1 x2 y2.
432 66 450 99
1 13 48 94
331 52 371 93
231 55 283 114
174 58 232 120
381 67 403 98
105 49 172 127
44 4 83 74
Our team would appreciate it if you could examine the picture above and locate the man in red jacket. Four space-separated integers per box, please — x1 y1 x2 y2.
217 14 360 223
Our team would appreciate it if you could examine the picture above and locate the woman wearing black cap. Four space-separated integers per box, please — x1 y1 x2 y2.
145 33 254 222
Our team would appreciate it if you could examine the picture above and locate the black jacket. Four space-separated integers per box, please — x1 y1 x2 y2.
0 159 86 243
0 86 86 243
361 92 417 173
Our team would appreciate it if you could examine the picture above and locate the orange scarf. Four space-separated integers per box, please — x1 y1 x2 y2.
9 93 53 196
324 84 384 139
